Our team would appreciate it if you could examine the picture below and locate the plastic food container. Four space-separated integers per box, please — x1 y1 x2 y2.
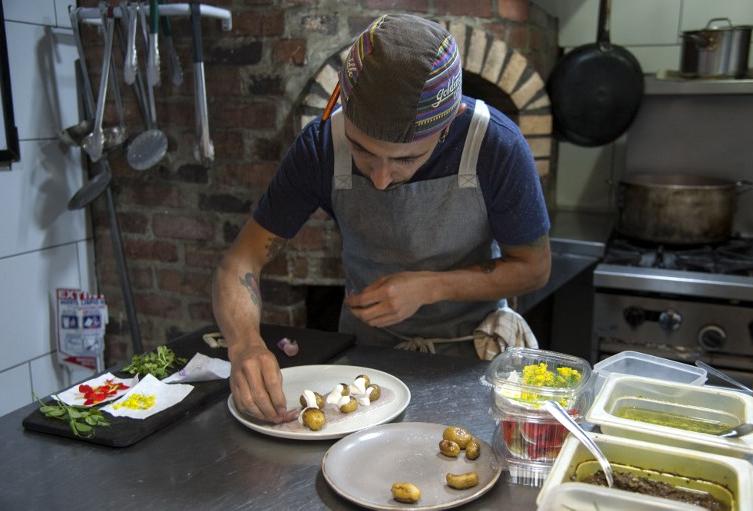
537 482 706 511
537 433 753 511
484 348 593 487
587 374 753 459
592 351 706 396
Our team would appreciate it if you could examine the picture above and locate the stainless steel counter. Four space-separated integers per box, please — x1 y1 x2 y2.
0 346 540 511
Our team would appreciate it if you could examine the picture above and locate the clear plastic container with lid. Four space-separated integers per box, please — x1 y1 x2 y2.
483 347 593 487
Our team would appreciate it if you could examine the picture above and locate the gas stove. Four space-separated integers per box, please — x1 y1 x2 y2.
592 236 753 387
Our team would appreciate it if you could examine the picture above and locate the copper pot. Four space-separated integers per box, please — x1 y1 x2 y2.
616 174 752 245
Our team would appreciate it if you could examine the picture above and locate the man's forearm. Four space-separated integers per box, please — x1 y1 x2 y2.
212 257 266 357
426 238 551 304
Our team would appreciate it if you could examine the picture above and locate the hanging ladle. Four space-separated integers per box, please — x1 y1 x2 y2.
544 400 614 488
67 6 111 209
81 8 115 163
126 1 168 171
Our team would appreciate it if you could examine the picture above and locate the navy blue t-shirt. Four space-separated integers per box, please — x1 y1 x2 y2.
253 96 550 246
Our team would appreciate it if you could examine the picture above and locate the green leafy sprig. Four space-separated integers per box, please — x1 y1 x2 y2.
36 396 110 438
123 345 187 379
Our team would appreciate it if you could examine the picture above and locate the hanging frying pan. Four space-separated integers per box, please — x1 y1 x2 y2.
547 0 644 147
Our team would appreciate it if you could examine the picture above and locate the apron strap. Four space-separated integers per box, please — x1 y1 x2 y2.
330 108 353 190
458 99 490 189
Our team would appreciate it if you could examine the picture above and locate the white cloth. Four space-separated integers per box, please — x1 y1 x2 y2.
162 353 230 383
473 306 538 360
102 374 193 419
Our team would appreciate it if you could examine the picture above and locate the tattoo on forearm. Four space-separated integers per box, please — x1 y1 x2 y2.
265 236 287 261
239 272 261 306
479 260 496 273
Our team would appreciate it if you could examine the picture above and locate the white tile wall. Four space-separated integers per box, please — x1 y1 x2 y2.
611 0 682 46
0 243 83 373
5 23 80 140
681 0 753 31
555 143 614 212
0 9 96 417
624 45 682 74
54 0 75 29
3 0 56 26
0 140 87 259
0 364 32 416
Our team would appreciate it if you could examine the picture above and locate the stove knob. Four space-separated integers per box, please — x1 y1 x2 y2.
623 307 645 327
698 325 726 351
659 309 682 332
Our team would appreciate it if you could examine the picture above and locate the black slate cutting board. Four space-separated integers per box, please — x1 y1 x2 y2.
22 324 355 447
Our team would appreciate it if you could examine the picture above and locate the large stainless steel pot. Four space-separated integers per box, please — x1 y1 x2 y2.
616 174 752 245
680 18 751 78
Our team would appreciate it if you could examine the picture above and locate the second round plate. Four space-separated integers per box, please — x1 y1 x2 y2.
322 422 502 510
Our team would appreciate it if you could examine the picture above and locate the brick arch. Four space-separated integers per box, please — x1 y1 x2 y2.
296 24 553 177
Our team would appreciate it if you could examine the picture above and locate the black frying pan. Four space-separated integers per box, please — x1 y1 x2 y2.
547 0 644 147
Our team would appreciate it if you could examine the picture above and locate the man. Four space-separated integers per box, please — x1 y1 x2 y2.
213 14 551 423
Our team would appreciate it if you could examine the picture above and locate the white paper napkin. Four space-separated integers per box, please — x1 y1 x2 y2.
162 353 230 383
102 374 193 419
54 372 136 407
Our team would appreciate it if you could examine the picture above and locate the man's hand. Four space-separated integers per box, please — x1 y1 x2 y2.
229 343 295 423
344 272 434 328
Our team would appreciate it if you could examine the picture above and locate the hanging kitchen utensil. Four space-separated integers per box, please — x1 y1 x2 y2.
190 1 215 165
160 0 183 86
67 6 111 208
118 1 149 125
126 2 168 171
67 5 143 356
547 0 644 147
147 0 160 88
101 13 128 152
123 2 138 85
59 118 92 147
81 9 115 162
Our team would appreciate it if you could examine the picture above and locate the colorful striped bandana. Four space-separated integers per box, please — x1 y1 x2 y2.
338 14 462 143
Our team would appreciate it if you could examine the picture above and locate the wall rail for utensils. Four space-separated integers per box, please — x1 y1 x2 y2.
75 3 233 31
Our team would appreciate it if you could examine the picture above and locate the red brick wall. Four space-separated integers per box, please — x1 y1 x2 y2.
77 0 557 363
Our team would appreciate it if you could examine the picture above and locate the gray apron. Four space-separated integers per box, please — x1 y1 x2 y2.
331 100 505 355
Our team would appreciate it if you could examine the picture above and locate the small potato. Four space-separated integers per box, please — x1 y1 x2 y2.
391 482 421 503
356 374 371 387
443 426 472 449
339 383 351 396
301 408 326 431
367 384 381 401
339 396 358 413
446 471 479 490
299 391 324 409
465 438 481 460
439 439 460 457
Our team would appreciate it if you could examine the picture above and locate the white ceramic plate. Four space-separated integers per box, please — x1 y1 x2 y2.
322 422 502 510
227 364 411 440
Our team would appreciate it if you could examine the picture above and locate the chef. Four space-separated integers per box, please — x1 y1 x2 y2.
213 14 551 423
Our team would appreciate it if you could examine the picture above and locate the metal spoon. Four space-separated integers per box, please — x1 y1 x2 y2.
102 13 128 151
695 360 753 395
81 10 114 162
717 423 753 438
126 2 168 171
544 400 614 488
